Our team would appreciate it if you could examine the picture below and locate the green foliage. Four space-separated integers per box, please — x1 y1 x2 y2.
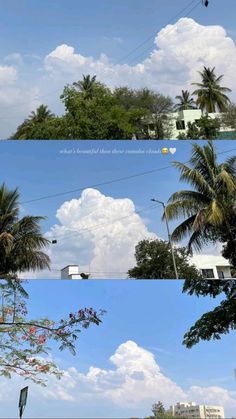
152 401 165 416
192 66 231 113
182 279 236 348
11 68 233 139
11 75 175 139
127 239 203 279
220 103 236 131
174 90 196 111
177 116 221 140
165 141 236 265
0 183 50 277
0 279 104 384
11 105 56 140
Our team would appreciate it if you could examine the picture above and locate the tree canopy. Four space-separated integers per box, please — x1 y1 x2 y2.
11 66 233 140
127 239 203 279
0 279 104 384
192 66 231 113
0 183 50 278
165 141 236 266
182 279 236 348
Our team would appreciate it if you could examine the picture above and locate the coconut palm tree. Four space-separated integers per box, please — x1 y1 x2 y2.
174 90 196 111
0 184 50 278
12 105 54 140
192 67 231 113
27 104 54 124
73 74 97 99
165 141 236 253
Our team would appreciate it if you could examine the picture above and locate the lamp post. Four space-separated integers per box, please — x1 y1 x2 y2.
19 386 28 419
151 198 179 279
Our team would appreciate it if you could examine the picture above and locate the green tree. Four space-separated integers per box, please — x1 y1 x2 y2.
114 87 174 139
174 90 196 111
165 141 236 265
176 121 201 140
192 66 231 113
177 116 221 140
12 105 55 139
152 401 165 416
0 184 50 278
127 239 203 279
73 74 97 99
0 279 104 384
61 81 137 139
182 279 236 348
141 91 174 139
196 115 221 139
220 103 236 132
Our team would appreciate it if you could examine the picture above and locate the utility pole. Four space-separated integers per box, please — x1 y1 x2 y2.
151 198 179 279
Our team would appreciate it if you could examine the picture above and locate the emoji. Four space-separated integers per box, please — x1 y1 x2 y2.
161 148 169 155
169 148 177 155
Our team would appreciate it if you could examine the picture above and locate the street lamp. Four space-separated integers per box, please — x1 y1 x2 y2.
19 386 28 419
151 198 179 279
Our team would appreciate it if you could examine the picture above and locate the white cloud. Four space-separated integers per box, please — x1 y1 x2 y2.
44 18 236 100
1 340 235 417
40 188 156 279
0 65 17 86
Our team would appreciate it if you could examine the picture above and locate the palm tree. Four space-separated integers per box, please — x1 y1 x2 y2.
165 141 236 253
192 67 231 113
73 74 97 99
174 90 196 111
27 104 54 124
12 105 54 139
0 184 50 278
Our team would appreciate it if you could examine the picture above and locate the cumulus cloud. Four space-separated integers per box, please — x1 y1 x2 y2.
21 188 230 280
1 341 235 417
44 18 236 99
41 188 156 279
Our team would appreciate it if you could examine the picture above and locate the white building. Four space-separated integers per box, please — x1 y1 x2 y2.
167 402 225 419
191 254 232 279
147 109 235 139
61 265 83 280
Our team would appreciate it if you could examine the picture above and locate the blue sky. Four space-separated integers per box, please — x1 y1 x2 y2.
0 280 235 417
0 140 235 279
1 0 236 60
0 0 236 137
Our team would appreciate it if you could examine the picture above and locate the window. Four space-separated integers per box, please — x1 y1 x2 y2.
176 120 185 130
202 269 215 278
217 270 225 279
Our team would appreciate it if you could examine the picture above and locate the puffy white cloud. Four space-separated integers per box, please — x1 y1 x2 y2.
44 18 236 99
42 188 156 279
1 340 235 417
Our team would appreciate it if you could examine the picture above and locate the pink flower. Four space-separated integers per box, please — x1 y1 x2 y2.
37 335 46 344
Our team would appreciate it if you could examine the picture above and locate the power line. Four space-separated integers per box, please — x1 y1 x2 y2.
20 165 173 205
115 0 200 64
20 146 236 206
124 0 202 65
